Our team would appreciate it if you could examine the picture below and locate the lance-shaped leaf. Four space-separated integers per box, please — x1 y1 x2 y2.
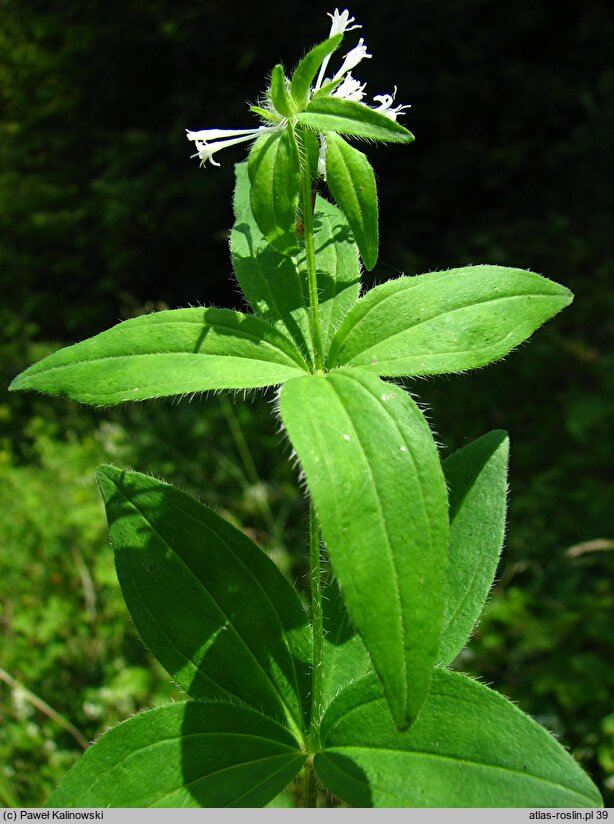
321 577 372 719
310 194 361 351
96 466 311 736
48 701 305 808
438 431 509 666
231 162 313 359
248 127 301 254
300 127 321 181
231 164 360 360
326 133 378 271
9 308 308 406
290 34 343 109
270 64 295 117
329 266 573 376
297 97 414 143
280 369 448 730
315 671 603 808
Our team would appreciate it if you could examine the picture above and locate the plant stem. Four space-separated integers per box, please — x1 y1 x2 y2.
308 498 323 748
303 758 318 808
299 143 325 373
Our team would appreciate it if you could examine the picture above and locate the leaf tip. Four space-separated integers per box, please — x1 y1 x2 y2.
95 464 124 498
8 372 25 392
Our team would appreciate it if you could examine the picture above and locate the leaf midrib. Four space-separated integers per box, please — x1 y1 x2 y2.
325 376 409 719
170 493 310 731
321 746 598 805
82 731 299 804
109 478 305 736
335 291 568 365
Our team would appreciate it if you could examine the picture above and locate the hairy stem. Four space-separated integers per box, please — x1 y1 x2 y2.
299 143 325 373
303 757 318 808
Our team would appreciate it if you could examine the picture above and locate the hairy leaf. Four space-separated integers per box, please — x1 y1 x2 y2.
96 466 311 736
315 672 602 808
290 35 343 109
300 127 321 181
270 65 295 117
329 266 573 375
231 164 360 360
9 308 307 405
325 133 378 271
310 194 361 351
48 702 305 808
280 369 448 729
231 162 313 359
298 97 414 143
248 128 300 254
438 431 509 665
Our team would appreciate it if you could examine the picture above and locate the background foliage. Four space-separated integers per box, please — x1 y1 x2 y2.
1 0 612 806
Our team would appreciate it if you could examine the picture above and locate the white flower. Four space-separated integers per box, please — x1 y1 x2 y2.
332 38 372 83
372 87 411 122
186 125 275 167
333 72 366 103
317 136 328 178
315 8 363 91
186 8 410 171
328 8 361 37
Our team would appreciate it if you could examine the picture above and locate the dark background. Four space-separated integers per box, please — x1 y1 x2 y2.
1 0 612 806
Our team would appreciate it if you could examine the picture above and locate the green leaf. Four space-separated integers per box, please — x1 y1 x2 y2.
248 127 301 254
231 162 313 360
438 431 509 666
321 577 372 718
231 164 360 361
249 105 282 124
298 97 415 143
48 701 305 807
325 133 378 271
280 369 448 730
299 126 321 181
311 193 361 352
96 465 311 737
315 671 603 808
270 64 295 117
290 34 343 110
9 308 307 406
329 265 573 376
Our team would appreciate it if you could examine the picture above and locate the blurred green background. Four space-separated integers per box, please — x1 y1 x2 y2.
1 0 612 807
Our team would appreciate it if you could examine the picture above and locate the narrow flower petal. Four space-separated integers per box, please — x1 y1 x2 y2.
327 8 361 36
333 72 366 102
187 126 274 167
332 38 372 82
372 87 411 121
317 136 328 178
186 127 263 142
315 9 363 92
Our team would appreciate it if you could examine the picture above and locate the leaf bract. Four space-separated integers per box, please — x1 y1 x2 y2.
298 97 414 143
325 133 378 271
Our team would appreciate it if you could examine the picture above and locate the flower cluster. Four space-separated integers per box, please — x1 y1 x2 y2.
186 8 409 169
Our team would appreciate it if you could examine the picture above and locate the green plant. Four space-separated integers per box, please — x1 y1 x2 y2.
9 9 603 808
